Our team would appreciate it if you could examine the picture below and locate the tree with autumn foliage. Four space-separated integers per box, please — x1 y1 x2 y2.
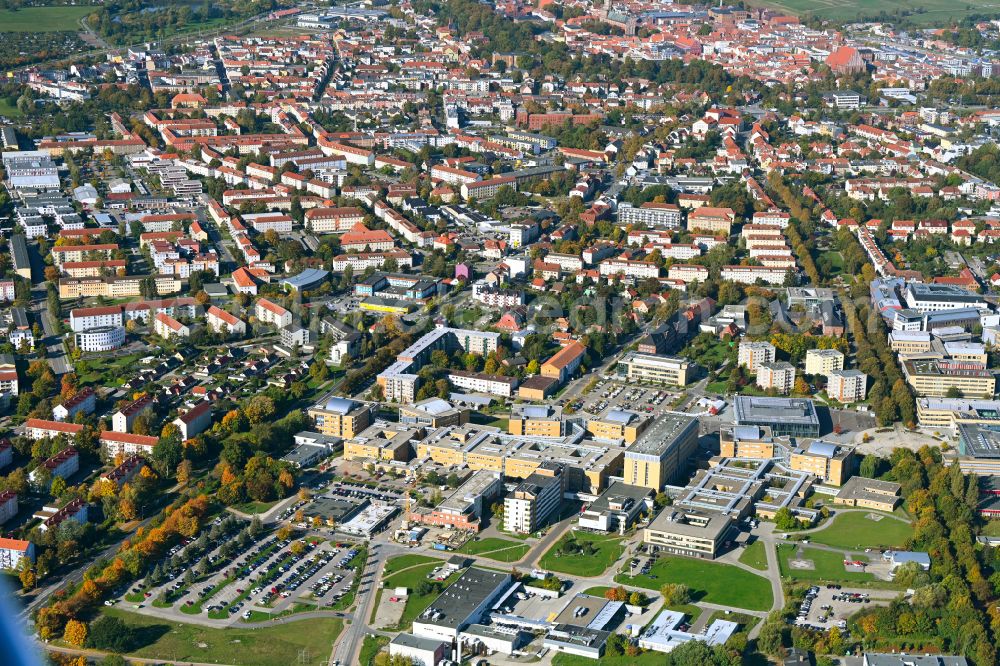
60 373 78 399
63 619 87 647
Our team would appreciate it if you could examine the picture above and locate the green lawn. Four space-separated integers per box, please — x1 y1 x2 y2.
0 6 94 32
0 98 22 119
616 555 773 612
705 380 729 395
382 562 462 630
457 537 529 562
538 531 625 577
982 521 1000 537
705 609 761 634
777 544 882 585
818 250 845 276
382 554 441 576
738 541 768 571
103 608 342 666
808 511 912 551
359 635 389 666
243 602 316 623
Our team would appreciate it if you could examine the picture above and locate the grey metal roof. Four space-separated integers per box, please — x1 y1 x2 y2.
604 409 635 425
807 440 838 458
521 405 551 419
323 396 356 414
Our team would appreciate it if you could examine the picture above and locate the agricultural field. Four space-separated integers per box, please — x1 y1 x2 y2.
0 6 94 32
746 0 1000 25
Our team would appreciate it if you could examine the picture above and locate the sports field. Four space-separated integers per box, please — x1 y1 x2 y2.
747 0 1000 24
0 6 94 32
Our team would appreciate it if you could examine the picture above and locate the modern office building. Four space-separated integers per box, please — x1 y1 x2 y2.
616 352 693 387
504 464 563 533
789 440 854 486
902 359 995 398
587 409 650 444
623 414 699 491
903 283 988 313
643 508 733 559
508 404 564 438
578 482 653 534
719 425 779 459
916 397 1000 429
307 397 373 438
955 422 1000 475
733 396 820 438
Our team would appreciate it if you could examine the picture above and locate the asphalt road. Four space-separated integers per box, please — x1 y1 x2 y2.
29 290 73 376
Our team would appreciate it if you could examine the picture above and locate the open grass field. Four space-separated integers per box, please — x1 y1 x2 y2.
808 511 912 551
0 99 22 119
615 555 773 612
456 537 530 562
0 6 94 32
103 608 342 666
778 544 884 585
538 531 625 577
381 554 441 577
746 0 1000 25
982 521 1000 537
738 540 769 571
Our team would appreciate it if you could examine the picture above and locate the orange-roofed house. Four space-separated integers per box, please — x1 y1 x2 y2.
206 305 246 336
171 93 207 109
154 312 190 339
0 537 35 569
231 266 258 295
100 431 158 458
255 297 293 328
541 340 586 384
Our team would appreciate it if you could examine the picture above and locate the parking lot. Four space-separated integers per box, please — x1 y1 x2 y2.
794 585 900 631
119 516 362 624
574 380 683 418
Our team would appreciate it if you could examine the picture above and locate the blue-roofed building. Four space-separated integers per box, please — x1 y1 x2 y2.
886 550 931 578
587 408 650 443
280 267 329 292
510 403 564 437
399 398 468 428
306 396 373 438
790 439 854 486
